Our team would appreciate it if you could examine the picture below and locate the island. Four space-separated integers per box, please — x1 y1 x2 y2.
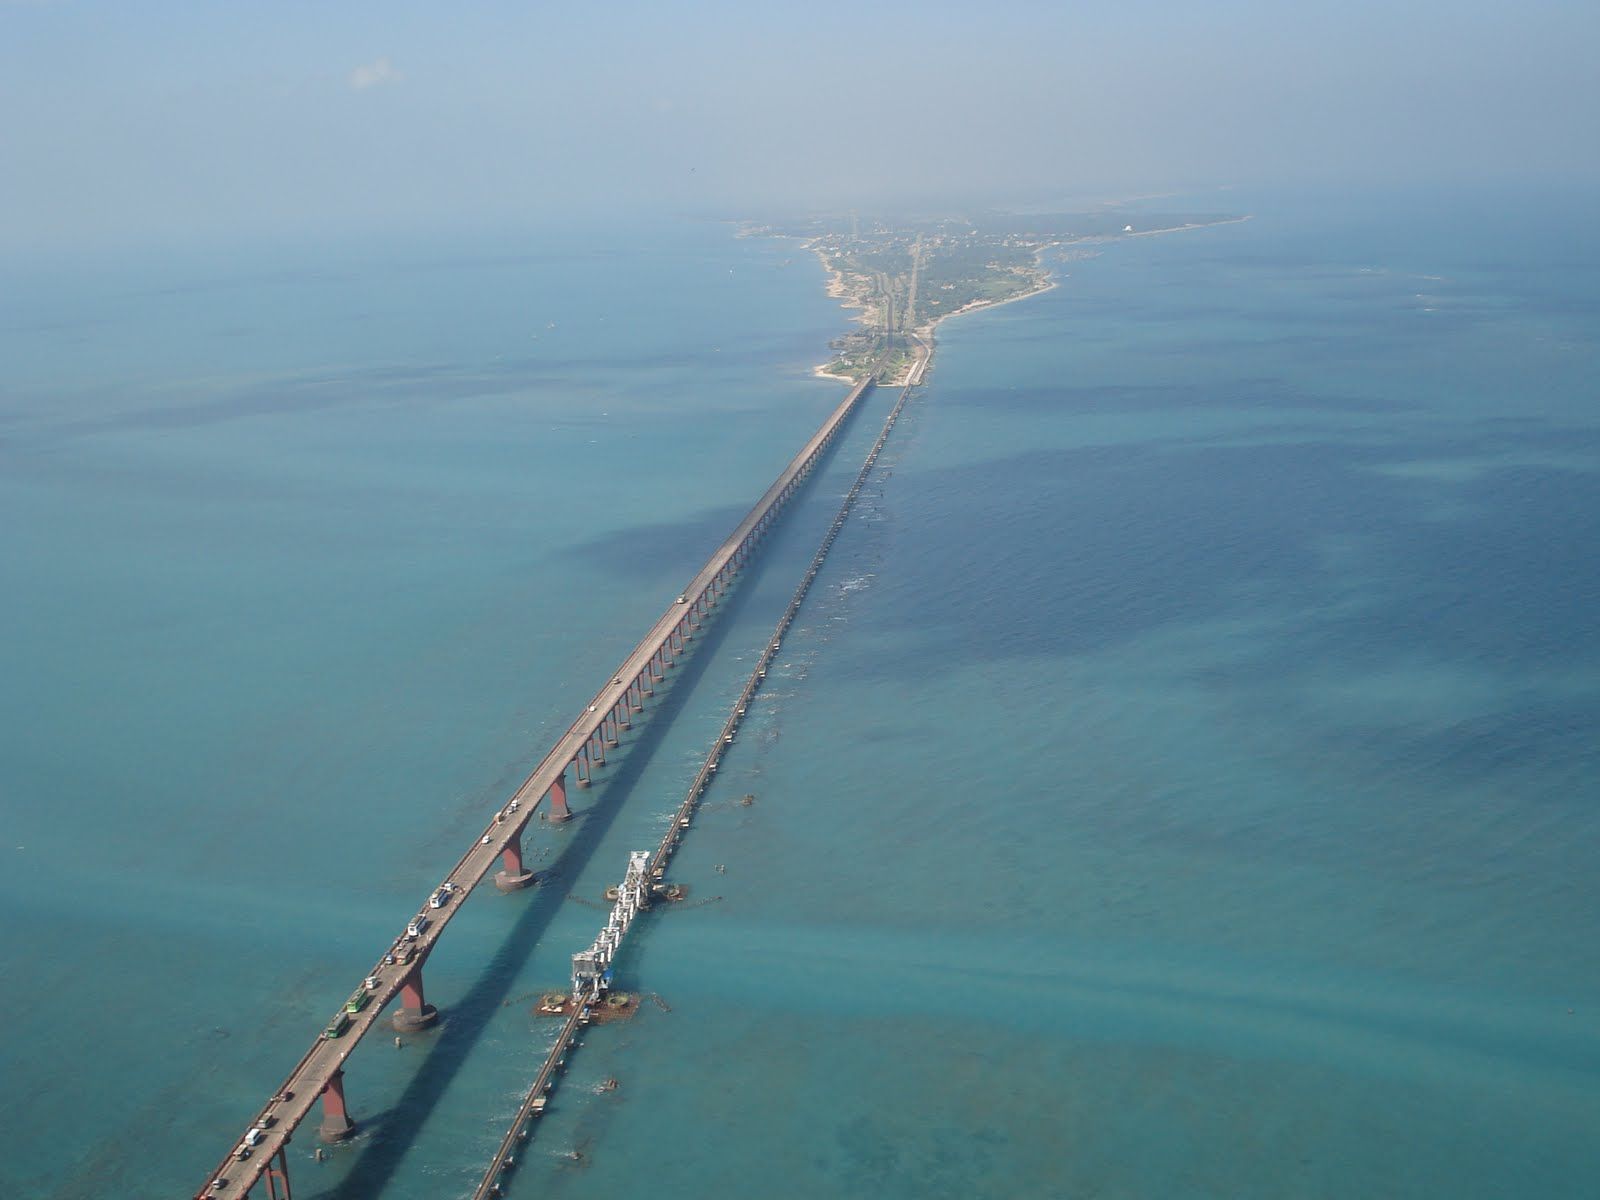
744 208 1248 385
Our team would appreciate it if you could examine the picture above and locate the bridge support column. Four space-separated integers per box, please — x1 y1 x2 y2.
264 1145 293 1200
318 1068 355 1143
547 769 571 823
641 667 654 698
614 701 630 731
575 745 591 788
392 956 439 1032
590 730 606 766
495 831 536 892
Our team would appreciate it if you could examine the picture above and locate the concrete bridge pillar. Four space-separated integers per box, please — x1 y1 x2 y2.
495 831 536 892
392 953 439 1032
263 1146 293 1200
547 769 571 823
574 745 591 788
318 1067 355 1143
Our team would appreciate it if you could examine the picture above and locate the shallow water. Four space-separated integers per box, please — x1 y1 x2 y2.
2 192 1597 1197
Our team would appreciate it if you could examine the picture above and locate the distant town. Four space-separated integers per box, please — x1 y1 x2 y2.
745 209 1247 384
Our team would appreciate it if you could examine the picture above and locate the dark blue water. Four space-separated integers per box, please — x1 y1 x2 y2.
1 192 1596 1197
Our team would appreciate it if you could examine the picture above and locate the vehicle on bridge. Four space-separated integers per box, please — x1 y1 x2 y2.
323 1012 351 1039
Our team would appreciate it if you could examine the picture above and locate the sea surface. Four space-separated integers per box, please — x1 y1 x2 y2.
2 191 1597 1198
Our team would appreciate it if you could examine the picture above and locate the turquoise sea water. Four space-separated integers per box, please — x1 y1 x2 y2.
2 192 1597 1198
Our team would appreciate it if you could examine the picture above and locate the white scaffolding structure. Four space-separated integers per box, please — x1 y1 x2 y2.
571 851 651 998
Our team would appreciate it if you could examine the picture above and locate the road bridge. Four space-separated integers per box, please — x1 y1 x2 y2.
472 338 928 1198
192 374 875 1200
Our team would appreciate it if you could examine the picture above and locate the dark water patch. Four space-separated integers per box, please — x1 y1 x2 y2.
2 342 818 451
1377 701 1599 783
1457 423 1600 456
837 419 1600 855
858 429 1600 678
949 378 1411 417
0 362 585 450
1359 459 1600 664
868 439 1404 666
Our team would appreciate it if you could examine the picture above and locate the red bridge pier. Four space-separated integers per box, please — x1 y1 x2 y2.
391 951 439 1033
262 1145 293 1199
494 830 536 892
319 1067 355 1143
546 768 571 823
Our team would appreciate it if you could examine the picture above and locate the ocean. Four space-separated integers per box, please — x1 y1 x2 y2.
1 190 1596 1198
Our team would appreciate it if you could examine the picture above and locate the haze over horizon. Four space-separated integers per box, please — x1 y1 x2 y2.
3 0 1598 251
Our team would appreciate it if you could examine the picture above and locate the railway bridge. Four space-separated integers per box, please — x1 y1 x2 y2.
193 373 876 1200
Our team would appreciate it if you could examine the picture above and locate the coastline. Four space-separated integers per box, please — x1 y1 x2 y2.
796 215 1249 385
808 237 877 381
808 241 1063 383
1126 213 1254 238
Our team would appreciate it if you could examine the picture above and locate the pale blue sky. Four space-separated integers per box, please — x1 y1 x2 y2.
3 0 1597 248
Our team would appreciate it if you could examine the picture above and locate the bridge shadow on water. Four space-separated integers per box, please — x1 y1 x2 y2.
311 565 775 1200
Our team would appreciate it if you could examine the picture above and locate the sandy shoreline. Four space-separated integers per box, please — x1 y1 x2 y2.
807 241 1061 382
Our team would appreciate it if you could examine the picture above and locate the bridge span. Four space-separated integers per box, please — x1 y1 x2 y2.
473 340 927 1200
193 374 875 1200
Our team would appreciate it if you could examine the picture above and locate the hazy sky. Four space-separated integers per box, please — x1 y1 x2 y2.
3 0 1597 248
